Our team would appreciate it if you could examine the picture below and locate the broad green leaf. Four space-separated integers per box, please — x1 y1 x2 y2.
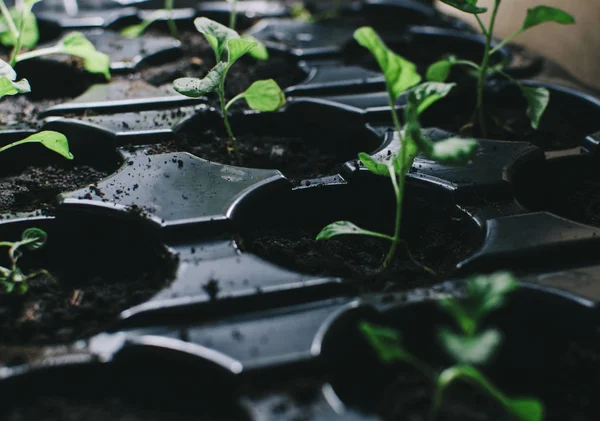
0 58 30 98
520 86 550 130
358 152 391 176
22 131 73 159
359 321 412 363
173 62 226 97
522 6 574 31
22 228 48 250
439 328 501 365
56 32 111 79
426 58 454 82
0 7 39 48
240 79 285 112
242 35 269 60
228 38 257 65
439 0 487 14
429 137 478 166
194 17 239 61
354 27 420 100
467 272 519 319
411 82 455 115
508 399 544 421
316 221 381 241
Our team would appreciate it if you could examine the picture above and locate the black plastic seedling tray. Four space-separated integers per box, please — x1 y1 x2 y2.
0 1 599 420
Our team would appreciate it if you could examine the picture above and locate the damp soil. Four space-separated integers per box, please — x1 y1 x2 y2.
239 182 482 292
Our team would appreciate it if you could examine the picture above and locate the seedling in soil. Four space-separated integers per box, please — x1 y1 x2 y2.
121 0 179 39
360 272 543 421
428 1 574 136
316 27 477 270
173 18 284 162
0 228 50 294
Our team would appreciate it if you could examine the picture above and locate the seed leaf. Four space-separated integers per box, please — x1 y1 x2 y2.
228 37 257 65
57 32 111 79
426 58 454 82
316 221 379 241
508 399 544 421
354 27 421 100
0 58 30 98
466 272 519 322
359 321 412 363
240 79 285 112
439 0 487 14
27 131 73 159
439 328 502 365
411 82 456 115
358 152 391 176
195 17 239 61
173 62 226 97
429 137 478 166
522 6 575 31
242 35 269 60
520 85 549 129
22 228 47 250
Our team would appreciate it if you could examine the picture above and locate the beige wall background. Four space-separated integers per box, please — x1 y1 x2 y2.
436 0 600 89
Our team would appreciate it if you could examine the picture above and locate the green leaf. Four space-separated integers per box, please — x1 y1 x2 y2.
227 37 257 65
316 221 379 241
26 131 73 159
194 17 239 61
0 7 39 48
242 35 269 60
520 86 549 130
0 58 30 98
439 328 502 365
522 6 575 31
21 228 47 250
240 79 286 112
354 26 421 100
468 272 519 317
57 32 111 79
508 399 544 421
359 321 412 363
120 19 155 38
173 62 226 98
438 298 476 335
429 137 478 166
426 58 454 82
358 152 392 176
439 0 487 14
411 82 456 115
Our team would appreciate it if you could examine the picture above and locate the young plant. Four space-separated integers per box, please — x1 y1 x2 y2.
0 228 49 294
316 27 477 270
121 0 179 39
428 2 574 136
172 18 284 162
0 0 40 66
360 272 543 421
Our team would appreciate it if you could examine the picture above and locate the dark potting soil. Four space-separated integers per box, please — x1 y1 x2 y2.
0 164 110 214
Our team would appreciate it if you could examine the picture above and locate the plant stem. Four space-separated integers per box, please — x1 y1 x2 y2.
476 0 501 137
165 0 179 39
9 6 26 67
218 68 242 163
16 46 61 62
229 0 238 30
0 0 18 39
489 28 523 56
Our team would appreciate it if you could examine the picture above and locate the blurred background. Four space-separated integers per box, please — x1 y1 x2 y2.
435 0 600 89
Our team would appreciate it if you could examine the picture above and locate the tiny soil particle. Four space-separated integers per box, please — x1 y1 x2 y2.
203 279 220 300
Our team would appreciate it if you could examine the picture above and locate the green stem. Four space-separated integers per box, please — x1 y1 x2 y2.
490 28 523 56
9 5 26 67
474 15 488 38
229 0 238 30
218 66 242 163
0 242 14 248
225 92 245 111
165 0 179 39
0 0 18 39
476 0 501 137
0 138 38 153
16 46 61 62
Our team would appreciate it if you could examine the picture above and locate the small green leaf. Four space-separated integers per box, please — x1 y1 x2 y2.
467 272 519 318
439 298 476 335
35 131 73 159
240 79 286 112
429 137 478 166
439 0 487 14
194 17 239 61
58 32 111 79
354 27 421 100
358 152 391 176
0 7 39 48
0 58 30 98
359 321 412 363
508 399 544 421
228 37 257 65
522 6 575 31
411 82 456 115
22 228 47 250
120 19 155 38
316 221 376 241
426 59 453 82
439 328 502 365
173 62 226 98
242 35 269 60
520 86 550 130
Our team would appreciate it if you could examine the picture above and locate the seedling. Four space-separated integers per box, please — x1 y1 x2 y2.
173 18 284 162
121 0 179 39
0 228 50 294
360 272 543 421
316 27 477 270
428 1 574 136
289 1 343 22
